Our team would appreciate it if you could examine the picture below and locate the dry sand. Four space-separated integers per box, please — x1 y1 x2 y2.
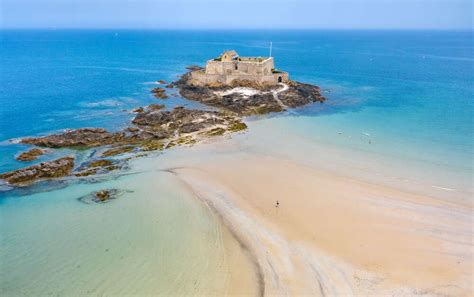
163 153 472 296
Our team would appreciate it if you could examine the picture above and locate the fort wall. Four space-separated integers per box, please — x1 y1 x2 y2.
192 52 289 86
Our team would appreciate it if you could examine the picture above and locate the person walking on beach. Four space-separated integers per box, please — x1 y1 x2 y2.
275 200 280 208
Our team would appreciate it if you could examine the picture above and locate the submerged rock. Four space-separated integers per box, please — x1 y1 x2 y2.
16 148 48 162
21 128 125 148
0 157 74 185
77 188 132 204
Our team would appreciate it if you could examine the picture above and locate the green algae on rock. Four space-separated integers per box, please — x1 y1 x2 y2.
16 148 48 162
101 146 135 157
77 189 133 204
0 156 74 185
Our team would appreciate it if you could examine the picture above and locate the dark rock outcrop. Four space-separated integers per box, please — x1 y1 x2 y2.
77 189 132 204
186 65 203 71
132 106 238 134
279 81 325 107
16 148 48 162
21 128 125 148
151 87 168 99
133 107 144 113
173 70 325 115
147 104 165 111
0 156 74 185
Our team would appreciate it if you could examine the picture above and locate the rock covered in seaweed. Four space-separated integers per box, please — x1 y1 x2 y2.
5 104 247 187
21 128 125 148
132 106 238 134
16 148 48 161
0 156 74 185
77 189 132 204
74 159 121 177
101 146 135 157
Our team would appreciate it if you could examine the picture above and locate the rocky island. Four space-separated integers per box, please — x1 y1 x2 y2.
1 50 325 186
173 50 325 115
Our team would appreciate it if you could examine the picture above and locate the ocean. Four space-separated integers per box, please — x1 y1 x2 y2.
0 30 472 295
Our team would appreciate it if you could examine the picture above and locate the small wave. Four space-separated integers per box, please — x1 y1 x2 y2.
79 99 123 108
141 81 159 85
423 55 474 62
79 97 138 108
75 66 162 74
431 185 456 192
5 138 22 144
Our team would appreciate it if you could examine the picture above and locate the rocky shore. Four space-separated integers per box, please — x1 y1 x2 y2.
1 106 246 186
0 157 74 185
1 66 325 186
173 68 325 115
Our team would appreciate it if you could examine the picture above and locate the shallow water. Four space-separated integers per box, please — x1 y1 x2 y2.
0 172 258 296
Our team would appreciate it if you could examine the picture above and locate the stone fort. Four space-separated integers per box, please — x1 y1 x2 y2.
191 50 289 86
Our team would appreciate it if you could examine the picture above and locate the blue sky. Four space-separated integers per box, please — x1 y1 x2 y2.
1 0 472 29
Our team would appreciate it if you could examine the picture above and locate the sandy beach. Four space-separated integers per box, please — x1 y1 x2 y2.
136 126 473 296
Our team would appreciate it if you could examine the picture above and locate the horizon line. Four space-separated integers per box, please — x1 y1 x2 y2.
1 27 473 31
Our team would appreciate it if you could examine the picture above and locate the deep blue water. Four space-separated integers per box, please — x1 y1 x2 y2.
1 30 473 175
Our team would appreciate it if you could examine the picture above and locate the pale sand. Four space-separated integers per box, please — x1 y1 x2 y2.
156 151 472 296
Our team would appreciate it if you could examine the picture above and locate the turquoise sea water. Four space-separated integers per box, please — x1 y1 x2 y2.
1 30 472 174
1 30 473 294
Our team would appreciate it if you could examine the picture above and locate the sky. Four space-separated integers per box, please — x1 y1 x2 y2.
0 0 472 29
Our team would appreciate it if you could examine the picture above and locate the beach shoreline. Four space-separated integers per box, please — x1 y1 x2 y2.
135 126 473 296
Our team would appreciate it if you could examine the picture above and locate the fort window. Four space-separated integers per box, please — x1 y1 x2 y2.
235 64 238 70
278 76 282 83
